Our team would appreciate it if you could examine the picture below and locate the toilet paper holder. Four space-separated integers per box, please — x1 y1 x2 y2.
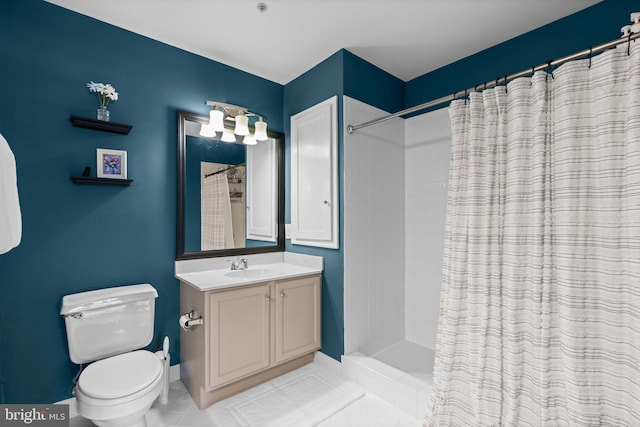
180 309 203 330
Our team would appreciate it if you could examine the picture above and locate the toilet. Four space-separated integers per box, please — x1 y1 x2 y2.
60 284 163 427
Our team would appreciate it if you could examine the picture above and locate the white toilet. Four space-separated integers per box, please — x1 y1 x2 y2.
60 284 163 427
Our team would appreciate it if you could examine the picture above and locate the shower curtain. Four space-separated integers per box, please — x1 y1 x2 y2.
201 172 234 250
425 43 640 427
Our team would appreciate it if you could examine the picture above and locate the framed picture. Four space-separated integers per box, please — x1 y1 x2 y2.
97 148 127 179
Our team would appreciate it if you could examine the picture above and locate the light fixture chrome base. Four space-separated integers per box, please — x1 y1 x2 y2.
203 100 269 143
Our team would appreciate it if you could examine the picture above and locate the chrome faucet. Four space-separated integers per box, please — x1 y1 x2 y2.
228 257 249 270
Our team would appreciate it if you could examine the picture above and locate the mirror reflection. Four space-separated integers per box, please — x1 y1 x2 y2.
201 163 245 249
184 135 247 251
177 110 284 260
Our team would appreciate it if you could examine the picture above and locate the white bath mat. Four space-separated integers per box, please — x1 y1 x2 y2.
207 362 365 427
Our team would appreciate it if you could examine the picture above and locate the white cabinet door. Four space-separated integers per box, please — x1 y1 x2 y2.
290 96 338 248
274 276 322 364
246 138 277 242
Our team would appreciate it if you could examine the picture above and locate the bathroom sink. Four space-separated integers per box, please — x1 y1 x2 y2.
224 269 274 280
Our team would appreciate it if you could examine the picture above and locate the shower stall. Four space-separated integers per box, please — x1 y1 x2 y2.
343 96 451 418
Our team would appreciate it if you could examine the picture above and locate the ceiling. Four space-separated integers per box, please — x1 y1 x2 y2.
45 0 601 85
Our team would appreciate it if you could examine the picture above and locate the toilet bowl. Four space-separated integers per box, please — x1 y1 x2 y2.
75 350 163 427
60 284 162 427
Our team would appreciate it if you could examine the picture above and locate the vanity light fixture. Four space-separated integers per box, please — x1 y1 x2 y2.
201 101 268 144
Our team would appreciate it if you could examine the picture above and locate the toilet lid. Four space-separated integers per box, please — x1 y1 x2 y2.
78 350 162 399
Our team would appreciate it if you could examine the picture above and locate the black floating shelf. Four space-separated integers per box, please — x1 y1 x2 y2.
70 115 133 135
71 176 133 186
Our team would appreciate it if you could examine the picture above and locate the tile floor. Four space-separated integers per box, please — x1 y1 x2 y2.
69 361 421 427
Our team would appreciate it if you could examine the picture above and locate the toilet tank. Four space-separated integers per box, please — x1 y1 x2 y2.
60 284 158 364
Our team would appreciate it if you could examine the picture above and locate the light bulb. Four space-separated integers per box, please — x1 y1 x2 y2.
199 123 217 138
243 133 257 145
254 118 268 141
209 109 225 132
221 128 236 142
234 114 250 136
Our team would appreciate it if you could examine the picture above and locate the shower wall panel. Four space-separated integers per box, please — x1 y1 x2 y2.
404 108 451 350
343 96 406 356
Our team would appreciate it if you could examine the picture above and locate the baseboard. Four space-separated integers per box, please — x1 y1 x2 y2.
313 350 343 376
56 363 182 419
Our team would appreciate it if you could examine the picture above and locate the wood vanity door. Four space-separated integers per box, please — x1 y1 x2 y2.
208 284 271 389
274 276 321 364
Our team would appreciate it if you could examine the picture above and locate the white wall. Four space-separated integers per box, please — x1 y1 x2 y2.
344 96 406 356
404 108 451 350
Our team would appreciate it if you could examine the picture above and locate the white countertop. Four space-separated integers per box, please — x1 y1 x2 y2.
175 252 323 292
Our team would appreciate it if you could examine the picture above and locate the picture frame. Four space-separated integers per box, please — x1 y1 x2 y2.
97 148 127 179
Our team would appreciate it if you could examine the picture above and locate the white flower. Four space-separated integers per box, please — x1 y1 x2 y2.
87 81 102 93
87 81 118 107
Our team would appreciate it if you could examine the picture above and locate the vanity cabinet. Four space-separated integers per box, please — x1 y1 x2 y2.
180 274 321 409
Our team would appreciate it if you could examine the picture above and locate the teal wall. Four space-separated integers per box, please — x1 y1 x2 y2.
0 0 634 406
0 0 282 404
343 50 405 114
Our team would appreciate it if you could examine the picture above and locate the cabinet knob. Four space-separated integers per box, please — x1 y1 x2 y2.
280 292 285 297
323 200 330 206
265 295 271 301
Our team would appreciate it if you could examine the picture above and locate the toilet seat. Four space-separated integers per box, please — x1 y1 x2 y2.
75 374 163 426
78 350 162 399
75 350 164 425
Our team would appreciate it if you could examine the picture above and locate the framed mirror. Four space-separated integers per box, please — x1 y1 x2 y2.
177 110 284 260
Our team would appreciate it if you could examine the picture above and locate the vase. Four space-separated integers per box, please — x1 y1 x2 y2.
97 106 110 122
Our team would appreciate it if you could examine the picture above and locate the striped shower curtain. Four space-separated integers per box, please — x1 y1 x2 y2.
425 42 640 426
201 172 234 250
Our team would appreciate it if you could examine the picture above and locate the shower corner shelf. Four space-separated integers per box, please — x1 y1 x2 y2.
71 176 133 186
70 115 133 135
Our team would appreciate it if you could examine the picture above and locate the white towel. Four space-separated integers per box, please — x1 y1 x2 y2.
0 132 22 254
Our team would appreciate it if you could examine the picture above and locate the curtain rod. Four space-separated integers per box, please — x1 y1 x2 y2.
204 163 245 179
347 32 640 135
